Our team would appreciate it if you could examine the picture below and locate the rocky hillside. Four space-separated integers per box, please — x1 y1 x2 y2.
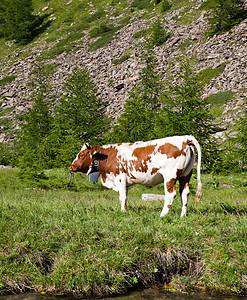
0 0 246 143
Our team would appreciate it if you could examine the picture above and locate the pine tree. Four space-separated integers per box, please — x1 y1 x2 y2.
207 0 247 36
52 66 110 166
111 49 163 143
15 64 54 170
148 19 170 48
236 100 247 171
155 58 217 168
0 0 44 44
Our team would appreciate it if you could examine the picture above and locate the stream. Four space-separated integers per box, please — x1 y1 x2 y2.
1 287 247 300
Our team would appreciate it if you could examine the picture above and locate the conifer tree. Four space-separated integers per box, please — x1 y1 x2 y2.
236 100 247 171
15 64 54 170
155 58 217 168
111 48 162 143
0 0 44 44
52 66 110 167
207 0 247 36
148 19 170 48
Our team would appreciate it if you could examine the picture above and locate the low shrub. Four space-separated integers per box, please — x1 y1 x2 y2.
197 64 226 87
0 75 16 86
160 0 172 12
131 0 151 10
90 23 115 38
112 51 131 65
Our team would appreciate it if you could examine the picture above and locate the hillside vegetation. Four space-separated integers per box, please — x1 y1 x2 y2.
0 0 246 142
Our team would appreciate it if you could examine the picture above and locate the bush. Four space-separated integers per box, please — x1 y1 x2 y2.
0 0 48 45
148 19 170 47
0 143 12 166
90 23 114 38
197 64 226 87
160 0 172 12
206 0 247 36
0 75 16 87
131 0 151 10
206 91 234 117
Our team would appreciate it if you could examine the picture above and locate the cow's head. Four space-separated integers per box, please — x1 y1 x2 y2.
69 144 107 174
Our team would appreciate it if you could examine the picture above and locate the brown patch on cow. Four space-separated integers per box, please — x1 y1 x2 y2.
98 146 120 183
119 179 121 182
186 139 193 146
129 143 134 146
151 167 159 175
117 143 122 146
167 205 171 209
166 178 176 193
131 144 156 173
158 143 186 159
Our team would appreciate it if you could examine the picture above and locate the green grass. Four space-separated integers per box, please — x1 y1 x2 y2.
112 51 131 65
0 75 16 87
131 0 152 10
88 29 119 51
197 64 226 87
0 168 246 296
178 39 193 51
206 91 235 117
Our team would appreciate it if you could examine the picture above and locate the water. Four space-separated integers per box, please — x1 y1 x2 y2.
1 288 247 300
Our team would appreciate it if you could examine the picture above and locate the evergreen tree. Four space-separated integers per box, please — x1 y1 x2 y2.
236 100 247 171
207 0 247 36
111 49 163 142
148 19 170 48
15 64 54 170
155 58 217 168
0 0 44 44
52 66 110 166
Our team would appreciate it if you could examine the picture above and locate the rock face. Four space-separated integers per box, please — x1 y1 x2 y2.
0 3 246 143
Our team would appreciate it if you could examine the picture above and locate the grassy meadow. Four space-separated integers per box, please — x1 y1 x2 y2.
0 168 246 297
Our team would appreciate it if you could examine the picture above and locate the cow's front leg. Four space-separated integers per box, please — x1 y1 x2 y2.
160 177 177 217
116 176 128 212
115 175 128 212
118 186 128 212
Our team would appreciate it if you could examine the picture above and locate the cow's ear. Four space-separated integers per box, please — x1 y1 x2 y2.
92 149 108 160
81 143 91 150
95 152 108 160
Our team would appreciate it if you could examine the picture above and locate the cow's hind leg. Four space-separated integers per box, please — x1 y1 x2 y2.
179 172 192 217
160 178 176 217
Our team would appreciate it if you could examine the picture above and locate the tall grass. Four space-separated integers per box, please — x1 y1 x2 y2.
0 169 246 296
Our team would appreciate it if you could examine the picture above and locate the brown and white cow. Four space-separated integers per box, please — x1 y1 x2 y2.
69 135 202 217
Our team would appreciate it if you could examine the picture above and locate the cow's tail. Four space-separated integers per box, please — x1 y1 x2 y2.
188 136 202 202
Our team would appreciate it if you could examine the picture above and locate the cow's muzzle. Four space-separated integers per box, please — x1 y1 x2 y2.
69 165 76 172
